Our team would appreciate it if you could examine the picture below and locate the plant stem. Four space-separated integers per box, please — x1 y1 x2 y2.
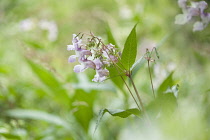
147 60 155 98
129 76 145 113
119 75 141 111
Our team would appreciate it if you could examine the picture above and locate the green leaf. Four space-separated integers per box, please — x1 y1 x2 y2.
26 59 69 106
106 25 119 48
94 108 140 134
0 132 21 140
24 40 45 49
146 92 177 117
100 108 141 118
6 109 70 130
157 72 175 95
106 24 128 95
107 66 125 89
121 24 137 70
165 84 179 98
130 56 146 77
70 90 96 132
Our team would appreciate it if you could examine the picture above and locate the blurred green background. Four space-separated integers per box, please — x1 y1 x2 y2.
0 0 210 139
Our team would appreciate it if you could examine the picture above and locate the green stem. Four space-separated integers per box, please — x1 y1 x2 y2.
119 75 141 111
147 60 155 98
129 76 145 113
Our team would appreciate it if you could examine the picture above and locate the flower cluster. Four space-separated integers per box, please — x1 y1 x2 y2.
67 33 120 82
175 0 210 31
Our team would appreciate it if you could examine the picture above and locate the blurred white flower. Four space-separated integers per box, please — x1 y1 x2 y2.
119 6 132 19
19 18 35 31
39 20 58 42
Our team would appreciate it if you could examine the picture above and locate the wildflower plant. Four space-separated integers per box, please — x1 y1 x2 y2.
67 25 154 116
67 24 180 134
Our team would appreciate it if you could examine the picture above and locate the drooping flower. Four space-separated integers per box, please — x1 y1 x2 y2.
67 33 120 82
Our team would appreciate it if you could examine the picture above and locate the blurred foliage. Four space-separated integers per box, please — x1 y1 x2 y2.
0 0 210 139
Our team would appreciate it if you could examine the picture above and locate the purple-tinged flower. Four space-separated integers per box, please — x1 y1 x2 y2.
193 21 204 31
68 55 77 63
175 0 210 31
73 60 96 73
74 65 85 73
92 69 109 82
93 58 103 70
178 0 187 9
67 45 75 51
67 33 120 82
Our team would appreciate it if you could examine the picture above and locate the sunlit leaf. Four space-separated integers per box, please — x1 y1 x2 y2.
0 132 21 140
121 24 137 70
6 109 70 130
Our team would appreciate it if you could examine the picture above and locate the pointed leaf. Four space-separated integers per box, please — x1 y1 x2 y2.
0 133 21 140
157 72 175 95
94 108 141 134
106 24 118 48
121 24 137 70
100 108 141 118
146 92 177 117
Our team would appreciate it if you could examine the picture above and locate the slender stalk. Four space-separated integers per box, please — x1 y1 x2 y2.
119 75 141 110
147 60 155 98
129 76 145 113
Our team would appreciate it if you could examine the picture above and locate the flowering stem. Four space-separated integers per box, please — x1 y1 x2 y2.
147 60 155 98
129 76 145 113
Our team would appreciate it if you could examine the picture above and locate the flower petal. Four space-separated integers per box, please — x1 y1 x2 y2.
68 55 77 63
193 21 204 31
97 69 109 77
73 65 85 73
84 60 96 69
67 45 75 51
175 14 189 24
